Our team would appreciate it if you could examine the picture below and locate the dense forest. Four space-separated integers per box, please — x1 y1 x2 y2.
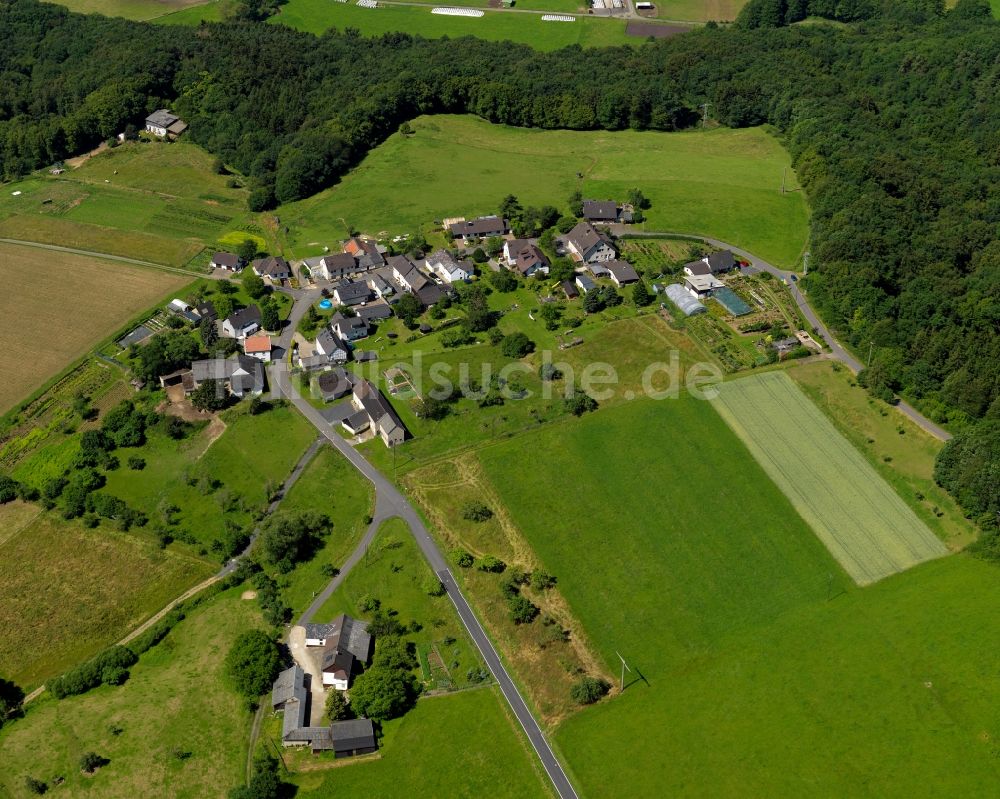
0 0 997 531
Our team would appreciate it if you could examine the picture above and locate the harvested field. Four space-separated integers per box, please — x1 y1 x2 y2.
0 242 188 414
626 21 690 37
712 371 947 584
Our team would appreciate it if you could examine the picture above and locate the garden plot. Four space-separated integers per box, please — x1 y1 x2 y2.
712 371 947 584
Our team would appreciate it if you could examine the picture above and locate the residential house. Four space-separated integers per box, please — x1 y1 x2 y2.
502 238 530 266
581 199 619 224
606 260 639 287
298 353 329 371
511 243 549 277
332 280 371 307
304 615 373 688
317 368 354 401
575 274 596 294
342 379 407 447
314 327 349 364
304 253 360 282
272 665 377 756
367 273 395 300
243 334 272 362
145 109 187 139
330 312 369 342
221 305 261 339
684 274 724 298
684 250 738 277
252 256 292 284
448 215 508 242
344 237 386 269
355 302 393 325
564 222 617 264
189 354 266 397
210 252 242 271
390 256 430 294
196 300 217 321
426 250 472 284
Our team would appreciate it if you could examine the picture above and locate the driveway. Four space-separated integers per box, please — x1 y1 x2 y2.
288 625 327 726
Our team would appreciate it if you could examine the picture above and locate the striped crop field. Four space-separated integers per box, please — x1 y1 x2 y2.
711 371 946 585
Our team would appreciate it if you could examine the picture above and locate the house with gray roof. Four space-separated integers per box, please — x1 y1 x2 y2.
252 256 291 283
684 250 738 277
189 354 265 398
332 280 371 307
330 312 369 342
304 614 373 689
222 305 261 339
582 199 620 223
210 251 242 271
145 109 187 138
341 379 407 448
606 260 640 287
565 221 616 264
449 215 508 242
314 327 348 364
317 368 354 402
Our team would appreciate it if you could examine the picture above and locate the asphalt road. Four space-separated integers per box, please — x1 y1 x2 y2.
270 361 579 799
616 229 952 441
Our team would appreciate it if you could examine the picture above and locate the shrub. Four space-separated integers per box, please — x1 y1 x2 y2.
477 555 506 573
79 751 107 773
539 363 563 382
127 456 145 470
500 332 535 359
462 501 494 522
224 630 281 699
507 594 540 624
423 577 446 597
451 549 474 568
532 571 557 590
571 676 611 705
24 776 47 795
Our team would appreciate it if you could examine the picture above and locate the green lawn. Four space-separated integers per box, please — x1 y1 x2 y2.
0 502 211 689
291 687 551 798
279 115 808 268
0 589 262 799
314 518 485 691
473 395 1000 796
712 371 947 584
46 0 211 19
272 443 374 614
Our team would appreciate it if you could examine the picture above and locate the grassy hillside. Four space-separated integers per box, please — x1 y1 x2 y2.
280 115 808 268
0 589 262 799
474 397 1000 796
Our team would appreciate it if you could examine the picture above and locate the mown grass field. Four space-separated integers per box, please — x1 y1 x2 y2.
0 141 259 266
47 0 208 19
280 115 808 267
0 589 261 799
712 371 947 584
473 396 1000 796
0 502 212 689
0 241 188 414
274 443 374 614
291 687 551 798
789 360 976 549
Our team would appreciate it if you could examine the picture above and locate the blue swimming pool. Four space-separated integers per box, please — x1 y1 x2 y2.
318 299 332 309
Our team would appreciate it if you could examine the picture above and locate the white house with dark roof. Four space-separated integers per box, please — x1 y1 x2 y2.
581 200 620 224
426 250 471 284
304 615 373 688
314 327 348 364
342 379 407 447
390 256 430 294
222 305 261 339
252 256 292 283
332 280 371 306
605 260 640 287
565 221 617 264
189 354 265 397
145 109 187 138
330 312 369 342
684 250 738 277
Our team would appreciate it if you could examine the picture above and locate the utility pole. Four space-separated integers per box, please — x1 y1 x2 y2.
781 166 787 194
615 651 631 692
803 251 810 275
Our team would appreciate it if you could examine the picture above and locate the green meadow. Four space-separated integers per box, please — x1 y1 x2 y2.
280 115 808 268
475 396 1000 796
0 589 262 799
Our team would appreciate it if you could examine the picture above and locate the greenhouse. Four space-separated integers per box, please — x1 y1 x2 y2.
665 284 707 316
713 286 752 316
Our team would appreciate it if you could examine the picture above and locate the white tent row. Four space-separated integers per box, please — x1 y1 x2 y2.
542 13 575 20
431 6 485 15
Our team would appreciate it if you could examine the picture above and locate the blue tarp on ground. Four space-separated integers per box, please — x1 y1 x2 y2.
117 324 154 349
713 287 752 316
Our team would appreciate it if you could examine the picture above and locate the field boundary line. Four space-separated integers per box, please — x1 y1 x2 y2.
0 238 208 277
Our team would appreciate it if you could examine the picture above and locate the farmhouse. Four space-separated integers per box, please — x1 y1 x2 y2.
145 109 187 139
304 614 373 689
449 215 508 242
606 260 639 287
222 305 261 339
332 280 372 306
330 312 369 342
684 250 738 277
210 251 242 272
252 256 292 284
189 354 266 397
344 237 386 269
243 334 273 362
342 379 407 447
272 665 377 756
314 327 349 364
581 200 620 224
317 368 354 401
565 222 617 264
426 250 472 284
